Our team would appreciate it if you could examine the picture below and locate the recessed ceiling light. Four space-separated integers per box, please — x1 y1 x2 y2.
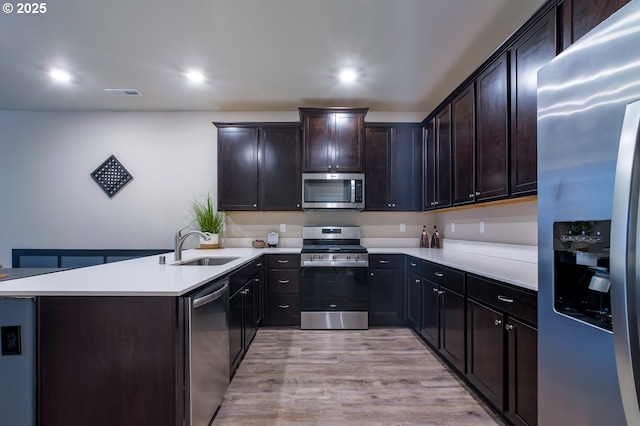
49 68 72 83
339 68 358 83
185 70 205 83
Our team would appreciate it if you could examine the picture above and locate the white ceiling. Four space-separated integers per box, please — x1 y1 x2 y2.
0 0 546 113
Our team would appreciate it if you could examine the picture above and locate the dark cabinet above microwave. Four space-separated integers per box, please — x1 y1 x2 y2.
300 107 368 173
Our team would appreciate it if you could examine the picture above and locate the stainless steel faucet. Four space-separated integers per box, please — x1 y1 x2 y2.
174 227 211 261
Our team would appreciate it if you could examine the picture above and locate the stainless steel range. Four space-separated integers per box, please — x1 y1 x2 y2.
300 226 369 330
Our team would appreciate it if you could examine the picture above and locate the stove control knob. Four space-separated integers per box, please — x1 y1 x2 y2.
332 255 337 260
346 255 350 260
355 255 359 261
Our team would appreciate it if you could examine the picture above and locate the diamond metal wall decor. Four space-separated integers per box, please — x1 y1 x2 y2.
90 155 133 198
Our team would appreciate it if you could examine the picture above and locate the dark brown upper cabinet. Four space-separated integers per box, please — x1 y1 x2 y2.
216 123 302 211
562 0 631 50
510 8 557 196
300 107 368 172
476 53 509 202
424 105 452 210
365 124 423 211
451 83 476 206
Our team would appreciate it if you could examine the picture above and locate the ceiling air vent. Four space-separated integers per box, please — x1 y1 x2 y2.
105 89 142 96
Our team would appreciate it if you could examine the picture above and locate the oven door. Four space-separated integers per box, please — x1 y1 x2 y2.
300 266 369 329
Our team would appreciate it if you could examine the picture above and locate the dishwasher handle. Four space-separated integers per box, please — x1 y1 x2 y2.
193 279 229 308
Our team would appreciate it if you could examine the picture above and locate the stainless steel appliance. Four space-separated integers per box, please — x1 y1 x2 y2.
537 1 640 423
300 226 369 329
184 277 230 425
301 173 365 210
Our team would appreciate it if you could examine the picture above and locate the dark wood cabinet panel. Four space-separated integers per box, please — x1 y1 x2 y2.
369 267 405 326
467 298 505 410
260 126 302 210
365 124 422 211
218 127 259 210
406 270 421 330
335 113 365 171
452 83 476 205
301 108 367 172
562 0 631 49
365 126 391 210
476 53 509 202
423 119 437 210
440 289 466 372
216 124 301 211
435 105 453 208
303 113 334 171
510 8 557 196
507 317 538 426
390 127 423 210
38 297 181 426
421 278 440 348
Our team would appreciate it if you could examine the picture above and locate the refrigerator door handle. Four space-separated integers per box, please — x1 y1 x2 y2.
611 99 640 425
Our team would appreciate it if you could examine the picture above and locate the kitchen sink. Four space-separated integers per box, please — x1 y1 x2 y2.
173 257 240 266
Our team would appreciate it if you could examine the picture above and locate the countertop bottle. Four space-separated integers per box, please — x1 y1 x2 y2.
431 225 441 248
420 226 429 248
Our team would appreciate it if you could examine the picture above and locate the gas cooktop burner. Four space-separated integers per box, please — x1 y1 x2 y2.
300 226 368 267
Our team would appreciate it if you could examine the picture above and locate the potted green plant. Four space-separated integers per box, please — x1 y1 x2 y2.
191 193 225 248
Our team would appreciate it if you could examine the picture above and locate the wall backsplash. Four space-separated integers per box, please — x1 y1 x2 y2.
222 199 538 248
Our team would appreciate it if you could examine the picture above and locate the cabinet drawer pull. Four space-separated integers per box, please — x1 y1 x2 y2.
432 288 439 293
434 272 444 277
278 279 290 284
505 324 515 331
438 290 445 295
329 304 337 308
415 279 420 283
277 259 289 264
494 319 503 326
256 263 262 267
278 304 290 309
379 260 390 264
254 278 260 282
498 295 514 303
409 262 417 267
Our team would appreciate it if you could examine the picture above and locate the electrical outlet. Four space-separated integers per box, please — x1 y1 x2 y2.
400 223 406 232
480 221 485 233
1 325 22 356
450 222 455 233
280 223 286 232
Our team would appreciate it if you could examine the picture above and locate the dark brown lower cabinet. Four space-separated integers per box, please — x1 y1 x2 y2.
466 274 538 426
406 269 421 330
263 254 300 326
440 288 466 372
369 254 405 326
507 317 538 426
467 299 505 409
37 296 183 426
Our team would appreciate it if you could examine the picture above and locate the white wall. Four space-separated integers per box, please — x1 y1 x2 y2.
0 110 428 266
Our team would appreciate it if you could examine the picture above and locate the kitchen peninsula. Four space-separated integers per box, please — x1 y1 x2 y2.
0 242 536 426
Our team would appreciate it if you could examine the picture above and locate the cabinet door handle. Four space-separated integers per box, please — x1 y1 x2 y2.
256 263 262 267
254 278 260 282
329 304 337 308
296 203 301 208
328 165 332 169
391 203 396 208
379 260 390 264
253 203 257 208
469 193 474 198
434 272 444 277
415 279 420 283
494 319 503 326
475 191 481 196
336 165 340 169
498 295 514 303
410 262 417 267
438 290 445 295
277 259 289 264
432 288 439 293
388 203 392 208
278 304 290 309
278 279 290 284
505 324 515 331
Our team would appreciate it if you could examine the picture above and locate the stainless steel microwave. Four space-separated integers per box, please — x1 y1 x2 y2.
302 173 365 210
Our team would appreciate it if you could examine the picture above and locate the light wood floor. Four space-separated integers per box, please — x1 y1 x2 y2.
213 327 504 425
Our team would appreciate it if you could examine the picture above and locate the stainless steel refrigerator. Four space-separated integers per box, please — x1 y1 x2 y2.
538 0 640 424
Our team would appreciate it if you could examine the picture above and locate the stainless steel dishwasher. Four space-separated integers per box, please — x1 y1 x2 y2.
184 277 230 426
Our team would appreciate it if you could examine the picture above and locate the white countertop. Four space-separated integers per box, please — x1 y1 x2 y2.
0 245 537 296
